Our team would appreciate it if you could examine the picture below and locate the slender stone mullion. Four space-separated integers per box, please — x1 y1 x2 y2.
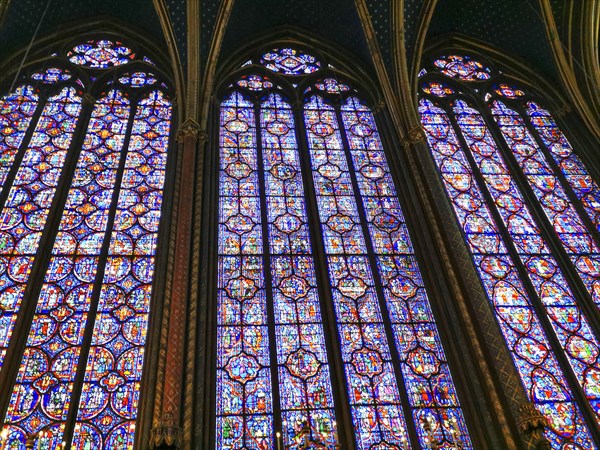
0 90 47 214
253 99 283 444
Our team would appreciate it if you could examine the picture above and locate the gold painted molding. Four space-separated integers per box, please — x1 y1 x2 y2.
354 0 404 133
539 0 600 139
153 0 186 124
563 1 600 134
199 0 236 131
0 0 10 25
186 0 200 120
407 0 438 98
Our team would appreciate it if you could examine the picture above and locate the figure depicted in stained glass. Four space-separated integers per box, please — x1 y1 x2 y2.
67 40 136 68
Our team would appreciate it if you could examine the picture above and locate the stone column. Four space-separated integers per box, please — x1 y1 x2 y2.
150 119 201 449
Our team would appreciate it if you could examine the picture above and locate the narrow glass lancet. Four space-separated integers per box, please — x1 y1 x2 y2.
419 98 595 448
3 89 129 447
492 101 600 310
260 93 338 447
72 90 172 449
217 92 273 450
0 87 81 369
305 94 410 449
0 85 39 199
342 96 471 448
526 102 600 234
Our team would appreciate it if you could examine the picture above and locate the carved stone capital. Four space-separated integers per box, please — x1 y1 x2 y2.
371 99 386 114
517 403 551 450
150 413 183 449
401 125 426 147
82 93 96 106
176 118 201 143
554 103 572 118
198 129 209 144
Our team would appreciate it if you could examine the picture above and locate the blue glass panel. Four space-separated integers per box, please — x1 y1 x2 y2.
0 87 81 370
305 95 410 449
456 99 600 424
3 89 129 446
261 93 338 448
492 101 600 312
72 90 172 449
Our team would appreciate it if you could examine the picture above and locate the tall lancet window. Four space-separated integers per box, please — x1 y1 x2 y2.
215 47 472 450
419 54 600 449
0 39 174 449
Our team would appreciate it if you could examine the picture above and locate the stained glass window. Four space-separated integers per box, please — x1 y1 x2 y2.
67 40 136 68
432 55 491 81
0 39 173 449
259 48 321 75
118 72 158 87
31 68 72 84
216 48 472 450
419 54 600 448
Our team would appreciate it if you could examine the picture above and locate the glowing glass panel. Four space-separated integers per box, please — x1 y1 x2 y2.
260 48 320 75
492 101 600 310
0 85 39 201
68 40 135 68
237 75 273 92
118 72 158 88
455 99 600 423
31 68 72 84
305 95 410 449
261 93 338 447
527 101 600 234
71 90 171 449
216 92 273 450
432 55 491 81
3 90 130 445
342 96 472 448
421 81 454 98
493 83 524 99
0 87 81 368
419 98 595 448
314 78 350 94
